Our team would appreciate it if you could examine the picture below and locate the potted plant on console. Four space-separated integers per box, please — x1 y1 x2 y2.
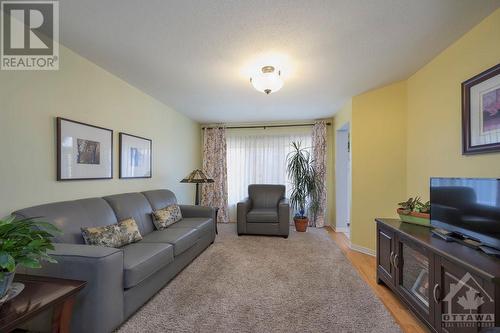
0 216 61 300
397 197 431 227
287 141 322 232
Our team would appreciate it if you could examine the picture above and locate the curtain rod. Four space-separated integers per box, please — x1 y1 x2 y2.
201 122 331 130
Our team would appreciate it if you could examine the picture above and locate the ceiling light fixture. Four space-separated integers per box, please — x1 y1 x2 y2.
250 65 283 95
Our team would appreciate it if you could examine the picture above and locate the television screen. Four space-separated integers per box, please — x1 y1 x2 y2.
430 178 500 250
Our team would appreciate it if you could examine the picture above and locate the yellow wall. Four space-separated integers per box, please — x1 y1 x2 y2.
0 45 201 217
335 9 500 252
350 81 407 250
407 8 500 198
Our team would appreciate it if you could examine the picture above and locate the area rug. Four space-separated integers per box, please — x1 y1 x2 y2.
117 224 401 333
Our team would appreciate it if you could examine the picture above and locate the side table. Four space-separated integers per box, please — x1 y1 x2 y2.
0 274 86 333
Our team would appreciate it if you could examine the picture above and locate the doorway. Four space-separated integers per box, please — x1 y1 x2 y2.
335 122 351 238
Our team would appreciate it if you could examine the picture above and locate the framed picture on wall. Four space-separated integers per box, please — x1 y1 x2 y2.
462 63 500 155
119 133 152 179
57 117 113 180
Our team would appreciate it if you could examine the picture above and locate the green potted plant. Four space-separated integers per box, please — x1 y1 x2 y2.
397 197 431 227
0 216 61 298
287 141 322 232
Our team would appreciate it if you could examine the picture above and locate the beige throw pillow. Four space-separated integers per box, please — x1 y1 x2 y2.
152 204 182 230
81 218 143 248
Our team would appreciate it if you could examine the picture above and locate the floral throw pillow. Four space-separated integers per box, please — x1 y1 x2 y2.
152 204 182 230
81 218 143 248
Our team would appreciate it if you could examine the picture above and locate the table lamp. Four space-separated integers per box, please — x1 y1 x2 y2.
180 169 214 205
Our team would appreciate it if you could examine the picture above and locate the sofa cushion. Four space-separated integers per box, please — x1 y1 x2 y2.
142 189 178 210
246 208 279 223
81 218 142 248
169 217 213 234
103 193 156 236
152 204 182 229
122 242 174 288
141 228 199 256
13 198 118 244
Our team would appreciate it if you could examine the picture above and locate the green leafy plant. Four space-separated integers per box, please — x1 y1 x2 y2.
286 141 323 219
0 216 61 280
416 200 430 214
398 197 430 214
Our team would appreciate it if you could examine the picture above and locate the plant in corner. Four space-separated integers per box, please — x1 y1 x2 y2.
0 216 61 298
287 141 323 232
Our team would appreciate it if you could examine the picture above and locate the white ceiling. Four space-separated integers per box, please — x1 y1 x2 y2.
59 0 500 123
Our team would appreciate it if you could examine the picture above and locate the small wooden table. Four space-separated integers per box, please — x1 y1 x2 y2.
0 274 86 333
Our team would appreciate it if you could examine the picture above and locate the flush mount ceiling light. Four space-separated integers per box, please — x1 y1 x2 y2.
250 65 283 95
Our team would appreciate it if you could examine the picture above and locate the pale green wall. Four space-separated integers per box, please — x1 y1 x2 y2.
0 45 201 217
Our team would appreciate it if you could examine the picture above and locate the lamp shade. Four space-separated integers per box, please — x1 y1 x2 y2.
180 169 214 183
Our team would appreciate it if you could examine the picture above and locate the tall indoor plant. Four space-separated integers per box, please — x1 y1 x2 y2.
287 141 322 232
0 216 60 298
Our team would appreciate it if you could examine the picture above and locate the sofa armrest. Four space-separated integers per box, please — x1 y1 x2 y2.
179 205 215 219
179 205 217 236
278 198 290 236
237 197 252 234
19 243 124 333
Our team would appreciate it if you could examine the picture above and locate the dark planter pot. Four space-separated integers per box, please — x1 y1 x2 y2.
0 271 15 299
294 217 309 232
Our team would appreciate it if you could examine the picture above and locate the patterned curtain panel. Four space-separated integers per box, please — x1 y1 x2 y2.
201 127 229 223
311 121 327 227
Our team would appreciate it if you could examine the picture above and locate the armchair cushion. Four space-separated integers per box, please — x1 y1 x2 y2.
247 208 279 223
122 242 174 288
249 184 286 208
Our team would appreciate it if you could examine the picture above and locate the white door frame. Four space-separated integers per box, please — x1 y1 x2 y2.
335 122 351 235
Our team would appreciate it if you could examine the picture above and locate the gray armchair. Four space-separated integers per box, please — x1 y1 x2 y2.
237 184 290 238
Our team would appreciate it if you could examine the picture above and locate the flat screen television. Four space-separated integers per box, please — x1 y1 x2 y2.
430 177 500 250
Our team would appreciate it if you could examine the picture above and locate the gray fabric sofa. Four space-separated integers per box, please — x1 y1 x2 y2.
13 189 216 333
237 184 290 238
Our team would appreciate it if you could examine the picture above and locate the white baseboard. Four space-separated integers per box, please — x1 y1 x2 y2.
332 226 349 233
350 243 376 257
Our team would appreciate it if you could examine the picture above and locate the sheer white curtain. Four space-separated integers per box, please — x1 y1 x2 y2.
226 127 312 221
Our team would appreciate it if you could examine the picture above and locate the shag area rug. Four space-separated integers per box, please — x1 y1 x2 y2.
118 224 401 333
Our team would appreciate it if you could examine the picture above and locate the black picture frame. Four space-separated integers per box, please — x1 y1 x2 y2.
119 132 152 179
462 63 500 155
56 117 113 181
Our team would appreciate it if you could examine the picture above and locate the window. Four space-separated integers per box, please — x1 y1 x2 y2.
226 127 312 221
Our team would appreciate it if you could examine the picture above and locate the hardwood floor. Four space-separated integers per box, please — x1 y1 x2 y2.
325 227 429 333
